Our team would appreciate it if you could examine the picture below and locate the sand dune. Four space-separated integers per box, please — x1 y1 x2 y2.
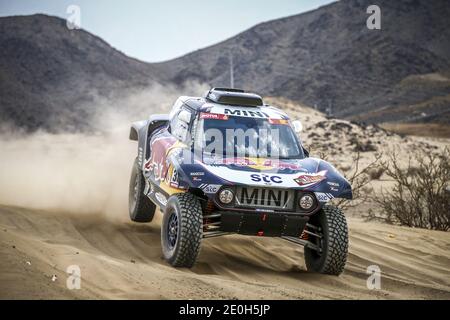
1 205 449 300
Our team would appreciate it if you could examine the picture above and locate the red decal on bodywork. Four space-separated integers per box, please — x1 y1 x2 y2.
148 136 177 181
294 170 327 187
200 112 229 120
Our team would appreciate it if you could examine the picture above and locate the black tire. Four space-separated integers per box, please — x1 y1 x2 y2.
128 157 156 222
304 205 348 275
161 193 203 268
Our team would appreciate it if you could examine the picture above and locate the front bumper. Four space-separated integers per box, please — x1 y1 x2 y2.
218 210 309 237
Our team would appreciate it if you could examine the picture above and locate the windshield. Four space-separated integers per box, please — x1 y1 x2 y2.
195 114 304 159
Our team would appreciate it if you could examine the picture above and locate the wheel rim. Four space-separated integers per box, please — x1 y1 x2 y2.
167 211 178 250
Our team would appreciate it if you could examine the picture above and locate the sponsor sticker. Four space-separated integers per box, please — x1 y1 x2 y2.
190 172 205 176
155 192 167 206
250 173 283 185
209 105 287 120
200 112 229 120
200 184 221 194
169 167 179 187
219 158 302 171
315 192 334 202
294 170 327 187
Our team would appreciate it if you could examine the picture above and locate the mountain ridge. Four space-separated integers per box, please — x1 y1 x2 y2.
154 0 450 124
0 14 162 131
1 0 450 133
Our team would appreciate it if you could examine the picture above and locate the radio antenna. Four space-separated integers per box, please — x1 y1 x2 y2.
229 51 234 88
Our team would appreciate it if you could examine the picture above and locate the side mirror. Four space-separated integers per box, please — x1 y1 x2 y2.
292 120 303 134
174 121 188 141
173 109 192 142
178 110 192 123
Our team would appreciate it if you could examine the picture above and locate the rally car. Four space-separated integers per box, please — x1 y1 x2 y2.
128 88 351 275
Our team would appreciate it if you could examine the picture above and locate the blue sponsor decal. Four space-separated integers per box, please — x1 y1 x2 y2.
250 174 283 184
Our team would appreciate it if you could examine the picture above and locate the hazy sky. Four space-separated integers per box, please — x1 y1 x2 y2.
0 0 334 62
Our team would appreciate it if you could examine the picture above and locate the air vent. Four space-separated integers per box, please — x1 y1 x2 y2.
205 88 263 107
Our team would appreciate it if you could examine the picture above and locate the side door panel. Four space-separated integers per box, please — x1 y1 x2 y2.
142 128 178 209
142 106 194 208
144 129 177 185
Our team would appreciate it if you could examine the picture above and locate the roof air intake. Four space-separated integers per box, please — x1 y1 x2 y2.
205 88 263 107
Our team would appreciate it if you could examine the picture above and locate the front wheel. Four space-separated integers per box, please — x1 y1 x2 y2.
161 193 203 268
304 205 348 275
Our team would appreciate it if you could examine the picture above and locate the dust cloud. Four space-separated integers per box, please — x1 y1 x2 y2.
0 82 208 221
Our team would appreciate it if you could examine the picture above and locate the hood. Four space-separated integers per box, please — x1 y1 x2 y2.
176 154 352 200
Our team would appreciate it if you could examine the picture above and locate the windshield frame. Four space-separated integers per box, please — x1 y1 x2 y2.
193 112 305 160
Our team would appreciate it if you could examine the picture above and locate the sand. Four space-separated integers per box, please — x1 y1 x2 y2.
0 205 449 300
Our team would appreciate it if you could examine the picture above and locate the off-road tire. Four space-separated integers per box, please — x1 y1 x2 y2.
304 205 348 275
161 193 203 268
128 157 156 222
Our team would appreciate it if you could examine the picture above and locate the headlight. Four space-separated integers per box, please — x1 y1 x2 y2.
219 188 234 204
299 194 315 210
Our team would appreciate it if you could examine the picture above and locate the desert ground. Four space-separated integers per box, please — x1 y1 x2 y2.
0 98 449 299
1 205 449 299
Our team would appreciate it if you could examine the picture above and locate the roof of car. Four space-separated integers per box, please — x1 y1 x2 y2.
179 89 290 120
179 97 288 120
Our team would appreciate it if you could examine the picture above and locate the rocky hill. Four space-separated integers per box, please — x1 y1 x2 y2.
1 0 450 134
0 14 162 132
155 0 450 126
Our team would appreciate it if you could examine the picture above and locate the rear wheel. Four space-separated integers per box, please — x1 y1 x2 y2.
161 193 203 268
128 157 156 222
304 205 348 275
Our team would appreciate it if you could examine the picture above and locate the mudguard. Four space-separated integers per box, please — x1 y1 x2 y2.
130 114 169 167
